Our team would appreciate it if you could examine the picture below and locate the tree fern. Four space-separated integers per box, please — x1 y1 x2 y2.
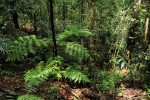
17 94 43 100
65 42 90 61
7 35 50 61
63 67 90 83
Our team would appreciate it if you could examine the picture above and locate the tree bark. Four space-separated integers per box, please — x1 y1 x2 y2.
89 3 94 31
80 0 84 25
126 1 140 63
49 0 58 56
10 0 19 29
33 14 37 35
89 2 95 53
62 1 66 21
12 12 19 29
62 0 67 29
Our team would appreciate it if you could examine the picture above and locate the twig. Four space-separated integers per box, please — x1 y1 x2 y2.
60 85 81 99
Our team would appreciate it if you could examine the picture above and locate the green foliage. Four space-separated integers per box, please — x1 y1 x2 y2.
97 70 122 92
56 27 91 62
129 67 142 80
147 88 150 99
0 68 13 76
24 56 62 88
145 45 150 60
24 56 90 90
63 67 90 83
65 42 90 61
0 35 11 55
48 85 60 93
7 35 50 61
48 85 60 99
144 84 150 99
57 27 92 43
117 55 127 69
17 94 43 100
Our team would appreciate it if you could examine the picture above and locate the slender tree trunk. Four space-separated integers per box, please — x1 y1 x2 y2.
143 0 150 51
62 0 66 29
85 0 89 28
144 18 149 43
86 1 95 73
89 2 95 52
33 14 37 35
126 0 141 64
80 0 84 25
10 0 19 29
89 3 94 31
12 11 19 29
49 0 57 56
62 1 66 21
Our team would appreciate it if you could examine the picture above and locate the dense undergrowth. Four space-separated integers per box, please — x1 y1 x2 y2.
0 0 150 99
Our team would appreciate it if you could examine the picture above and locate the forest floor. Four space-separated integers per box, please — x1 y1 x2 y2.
0 72 149 100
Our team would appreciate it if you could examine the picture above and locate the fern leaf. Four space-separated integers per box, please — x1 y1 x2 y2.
78 30 92 37
30 35 36 39
63 68 90 83
22 41 28 57
7 35 49 61
65 42 90 61
18 36 24 42
33 38 41 46
24 57 63 87
56 28 92 42
28 39 35 54
17 94 43 100
24 36 30 40
0 36 11 55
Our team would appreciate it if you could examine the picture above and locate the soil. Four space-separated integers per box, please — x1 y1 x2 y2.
0 72 149 100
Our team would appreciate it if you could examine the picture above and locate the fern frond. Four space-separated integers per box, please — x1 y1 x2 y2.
24 36 30 40
17 94 43 100
33 37 41 46
0 36 11 55
57 28 92 42
18 36 24 42
65 42 90 61
24 57 63 88
77 30 92 37
7 35 49 61
63 68 90 83
28 39 35 54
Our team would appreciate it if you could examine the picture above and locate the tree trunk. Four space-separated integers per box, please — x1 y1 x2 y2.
89 3 94 31
62 0 67 29
89 2 95 53
126 1 142 64
33 14 37 35
10 0 19 29
12 12 19 29
49 0 58 56
80 0 84 25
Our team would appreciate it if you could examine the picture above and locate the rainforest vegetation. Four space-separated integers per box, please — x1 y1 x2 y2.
0 0 150 100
